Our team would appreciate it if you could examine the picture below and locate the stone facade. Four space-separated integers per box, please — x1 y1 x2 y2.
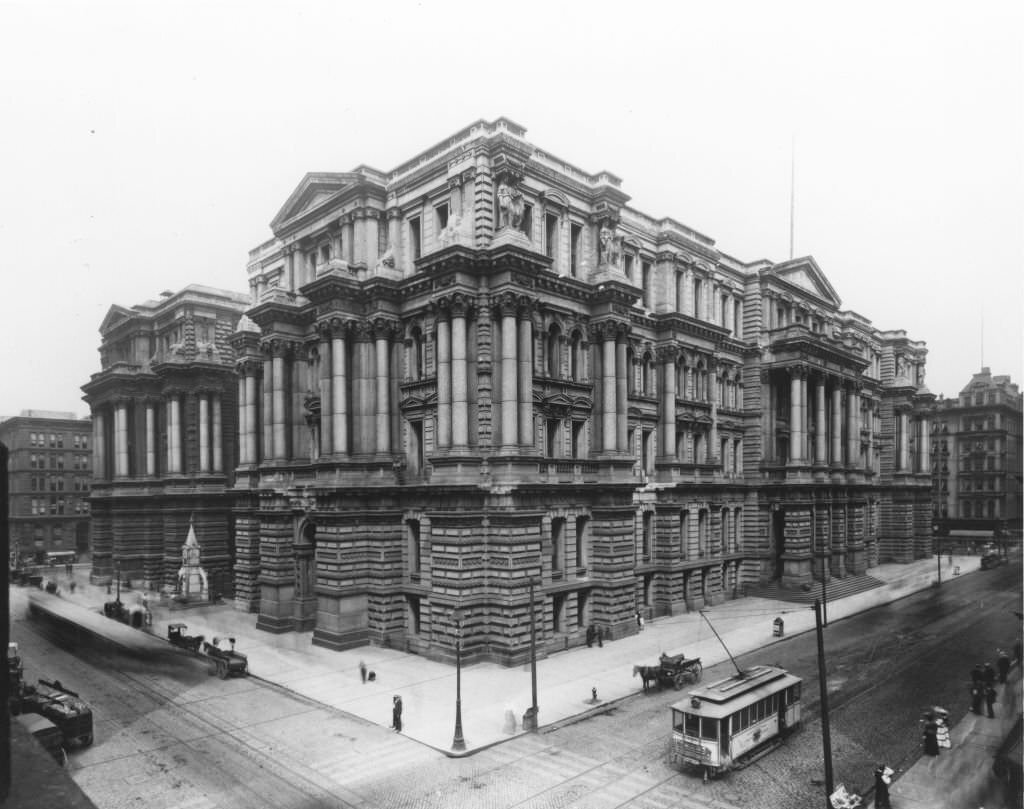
82 285 250 593
232 118 934 665
0 410 93 562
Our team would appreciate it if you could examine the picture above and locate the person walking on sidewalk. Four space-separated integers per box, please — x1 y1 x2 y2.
971 663 985 686
391 695 403 732
970 682 984 714
985 684 997 718
873 763 893 809
635 611 644 631
983 662 997 688
997 649 1011 684
359 660 367 683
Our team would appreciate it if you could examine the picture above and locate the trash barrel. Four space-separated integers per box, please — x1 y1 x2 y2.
522 706 538 731
773 617 785 637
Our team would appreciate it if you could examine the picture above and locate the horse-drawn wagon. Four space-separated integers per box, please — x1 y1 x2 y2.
202 636 248 679
633 652 703 692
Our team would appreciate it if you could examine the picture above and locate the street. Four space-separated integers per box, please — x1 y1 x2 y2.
11 561 1022 809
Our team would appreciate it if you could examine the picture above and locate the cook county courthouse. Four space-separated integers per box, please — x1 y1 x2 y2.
97 118 936 665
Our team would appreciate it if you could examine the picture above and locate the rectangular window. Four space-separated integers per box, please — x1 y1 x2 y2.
623 254 634 281
693 279 703 318
521 203 533 237
570 223 582 277
50 434 56 447
81 435 88 450
572 421 585 458
700 717 718 740
545 213 558 260
409 216 422 261
641 261 651 308
57 434 64 448
685 713 700 736
435 202 449 232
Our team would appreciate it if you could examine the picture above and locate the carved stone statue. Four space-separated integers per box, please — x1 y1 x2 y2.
438 212 464 247
375 246 395 271
497 180 524 230
599 224 620 267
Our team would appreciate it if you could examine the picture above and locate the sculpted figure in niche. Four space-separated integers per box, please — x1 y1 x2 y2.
599 224 620 267
497 180 524 230
375 246 395 271
438 212 463 247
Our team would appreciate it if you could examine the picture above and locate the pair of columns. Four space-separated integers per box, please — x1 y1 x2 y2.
659 353 719 462
499 306 534 449
786 372 862 466
435 306 471 450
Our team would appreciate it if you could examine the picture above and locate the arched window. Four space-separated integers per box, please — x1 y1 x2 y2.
547 324 562 378
641 351 654 395
569 330 583 381
409 327 425 381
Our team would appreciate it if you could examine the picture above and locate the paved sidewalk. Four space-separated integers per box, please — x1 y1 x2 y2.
42 552 1020 808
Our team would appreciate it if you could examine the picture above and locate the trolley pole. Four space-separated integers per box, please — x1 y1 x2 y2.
526 577 539 731
934 523 941 586
814 599 834 807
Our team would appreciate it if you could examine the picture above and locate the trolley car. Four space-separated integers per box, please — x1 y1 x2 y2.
670 664 802 778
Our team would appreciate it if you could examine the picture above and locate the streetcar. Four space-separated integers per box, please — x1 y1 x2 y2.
669 664 802 778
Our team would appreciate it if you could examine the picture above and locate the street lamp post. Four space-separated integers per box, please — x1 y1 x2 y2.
934 523 941 586
451 607 465 752
526 577 539 731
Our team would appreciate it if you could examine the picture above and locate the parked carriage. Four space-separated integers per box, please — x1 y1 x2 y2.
202 637 248 679
670 664 802 778
167 623 205 652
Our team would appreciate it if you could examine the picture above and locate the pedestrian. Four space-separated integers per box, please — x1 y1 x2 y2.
970 683 984 714
873 763 893 809
586 625 595 648
391 695 403 732
947 553 953 567
597 627 604 648
983 662 996 688
359 660 367 683
985 684 997 718
971 663 984 686
921 712 939 756
997 650 1011 684
65 561 73 576
636 610 643 631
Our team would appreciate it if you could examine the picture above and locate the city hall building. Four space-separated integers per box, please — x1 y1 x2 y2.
231 118 934 664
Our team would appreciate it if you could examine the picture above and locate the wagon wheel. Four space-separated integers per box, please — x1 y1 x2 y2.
689 661 703 682
207 659 218 677
217 659 228 679
673 671 687 690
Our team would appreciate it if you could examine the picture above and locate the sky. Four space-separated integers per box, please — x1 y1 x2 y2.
1 0 1021 420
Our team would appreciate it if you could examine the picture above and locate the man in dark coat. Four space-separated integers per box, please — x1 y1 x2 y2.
983 662 997 687
873 763 893 809
997 650 1011 684
985 684 997 718
971 663 984 685
970 683 984 714
392 695 403 732
586 625 595 648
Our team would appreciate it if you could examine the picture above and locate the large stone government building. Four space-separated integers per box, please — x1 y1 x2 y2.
230 118 935 664
82 286 250 593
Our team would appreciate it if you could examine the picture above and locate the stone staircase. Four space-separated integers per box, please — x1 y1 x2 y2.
745 574 885 604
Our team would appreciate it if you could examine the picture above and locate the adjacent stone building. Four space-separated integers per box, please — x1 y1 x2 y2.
931 368 1023 540
0 410 93 563
82 285 250 594
231 118 935 664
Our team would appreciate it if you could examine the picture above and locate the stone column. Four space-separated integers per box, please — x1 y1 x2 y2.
273 349 287 461
145 402 156 476
245 370 257 463
831 384 843 466
365 211 380 269
789 370 801 463
815 378 827 464
709 361 719 462
846 386 858 467
436 315 452 449
602 329 617 452
865 399 874 472
169 395 181 474
451 302 469 448
212 394 222 473
660 349 677 460
518 310 533 447
375 325 391 454
237 376 248 464
199 394 210 473
387 211 402 269
341 215 354 264
319 332 332 456
920 417 930 473
500 305 518 448
331 328 348 455
899 411 911 471
262 353 273 461
93 410 104 480
616 334 628 454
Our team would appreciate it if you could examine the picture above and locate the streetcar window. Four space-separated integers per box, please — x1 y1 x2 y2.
771 694 778 712
740 707 749 729
700 717 718 740
685 713 700 736
672 710 685 733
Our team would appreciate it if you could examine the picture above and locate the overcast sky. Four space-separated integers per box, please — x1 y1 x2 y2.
1 0 1021 420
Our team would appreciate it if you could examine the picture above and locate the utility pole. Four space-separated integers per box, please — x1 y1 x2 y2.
934 523 942 586
814 599 834 807
527 578 539 730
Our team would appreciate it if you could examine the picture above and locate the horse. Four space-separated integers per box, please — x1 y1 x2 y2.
632 664 660 693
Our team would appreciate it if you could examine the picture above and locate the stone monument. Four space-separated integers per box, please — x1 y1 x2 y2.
175 518 209 603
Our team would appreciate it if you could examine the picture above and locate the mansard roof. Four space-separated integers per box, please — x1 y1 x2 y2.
762 256 841 308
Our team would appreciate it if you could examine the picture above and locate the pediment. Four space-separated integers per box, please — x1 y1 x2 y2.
99 304 137 334
270 172 360 233
767 257 840 307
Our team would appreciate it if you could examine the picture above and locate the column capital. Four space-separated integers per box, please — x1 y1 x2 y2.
371 317 401 341
656 344 681 364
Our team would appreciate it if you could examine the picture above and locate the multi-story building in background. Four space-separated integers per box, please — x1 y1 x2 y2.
931 368 1023 544
229 118 936 665
81 285 249 595
0 410 93 564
